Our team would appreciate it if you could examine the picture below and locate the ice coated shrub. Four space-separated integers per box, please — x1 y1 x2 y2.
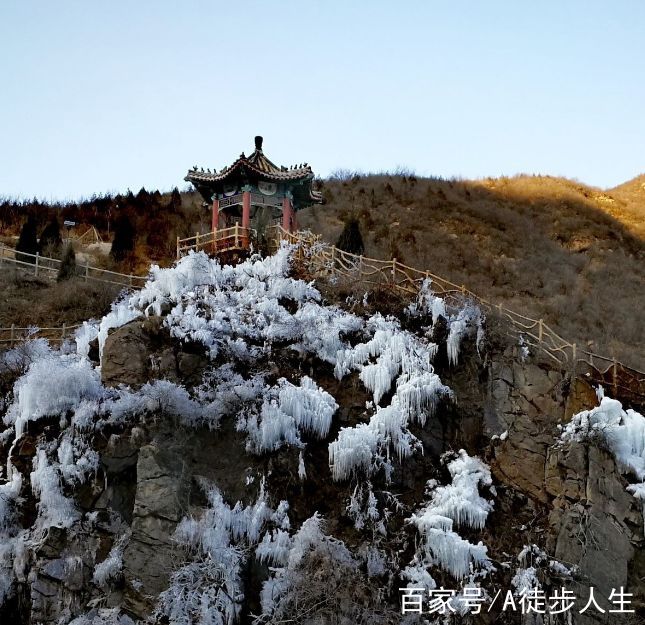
68 609 135 625
30 447 80 529
93 530 131 589
405 450 494 582
329 315 452 481
4 352 103 437
155 482 289 625
0 338 52 375
239 376 338 453
258 514 359 622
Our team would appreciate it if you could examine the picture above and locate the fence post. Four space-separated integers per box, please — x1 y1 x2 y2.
176 236 180 259
35 253 39 277
538 319 543 343
572 342 576 362
235 223 240 248
612 357 618 396
358 255 363 275
61 323 66 340
392 258 397 283
461 284 466 296
10 324 14 347
196 232 200 252
85 260 89 282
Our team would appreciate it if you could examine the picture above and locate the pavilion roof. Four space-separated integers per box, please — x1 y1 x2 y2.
185 136 315 185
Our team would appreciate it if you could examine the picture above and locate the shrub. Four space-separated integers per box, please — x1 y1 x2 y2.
57 244 77 281
336 217 365 255
110 215 135 261
15 215 39 263
39 217 63 258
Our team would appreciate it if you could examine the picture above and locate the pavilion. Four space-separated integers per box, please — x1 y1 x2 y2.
184 136 322 251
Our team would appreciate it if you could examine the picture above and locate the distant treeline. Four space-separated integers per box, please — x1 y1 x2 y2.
0 187 206 261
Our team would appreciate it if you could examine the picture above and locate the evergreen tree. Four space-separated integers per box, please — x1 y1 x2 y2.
15 214 39 264
39 216 63 257
57 244 77 281
110 214 135 261
169 187 182 212
335 216 364 256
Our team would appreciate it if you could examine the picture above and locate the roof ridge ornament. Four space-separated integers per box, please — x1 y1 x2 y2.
254 135 263 151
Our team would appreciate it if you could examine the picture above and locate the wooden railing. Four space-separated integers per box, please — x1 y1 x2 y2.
0 324 82 345
0 244 147 288
3 228 642 404
269 226 645 405
176 224 253 257
218 192 283 209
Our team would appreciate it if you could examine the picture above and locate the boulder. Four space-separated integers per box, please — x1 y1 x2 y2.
101 317 207 388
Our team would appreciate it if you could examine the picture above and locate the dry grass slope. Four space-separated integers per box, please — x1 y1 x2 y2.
0 269 122 330
299 173 645 370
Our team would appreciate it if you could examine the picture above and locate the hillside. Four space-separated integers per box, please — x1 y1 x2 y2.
299 173 645 370
2 173 643 370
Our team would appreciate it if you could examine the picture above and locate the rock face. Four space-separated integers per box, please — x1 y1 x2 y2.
483 348 644 620
101 317 208 388
488 352 568 503
123 441 191 616
2 313 643 624
546 442 644 611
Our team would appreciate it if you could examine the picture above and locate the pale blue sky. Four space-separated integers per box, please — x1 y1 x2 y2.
1 1 643 200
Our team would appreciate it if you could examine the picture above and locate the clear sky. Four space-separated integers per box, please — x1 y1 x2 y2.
1 1 643 200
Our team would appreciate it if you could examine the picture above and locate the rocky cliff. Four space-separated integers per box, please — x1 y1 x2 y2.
0 246 642 624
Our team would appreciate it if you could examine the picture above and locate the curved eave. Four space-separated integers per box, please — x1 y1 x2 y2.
186 159 314 185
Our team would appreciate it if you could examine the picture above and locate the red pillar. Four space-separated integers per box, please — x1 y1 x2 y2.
242 188 251 247
211 197 219 252
282 196 293 232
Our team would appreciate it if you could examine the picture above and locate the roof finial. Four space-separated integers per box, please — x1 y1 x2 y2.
255 135 263 151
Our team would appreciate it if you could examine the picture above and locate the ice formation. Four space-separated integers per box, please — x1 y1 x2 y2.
422 450 494 530
93 531 130 589
407 278 485 366
30 447 80 529
4 351 103 438
131 246 320 360
560 396 645 480
97 299 141 360
560 397 645 510
405 450 494 581
240 376 338 453
155 482 289 625
329 315 452 481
